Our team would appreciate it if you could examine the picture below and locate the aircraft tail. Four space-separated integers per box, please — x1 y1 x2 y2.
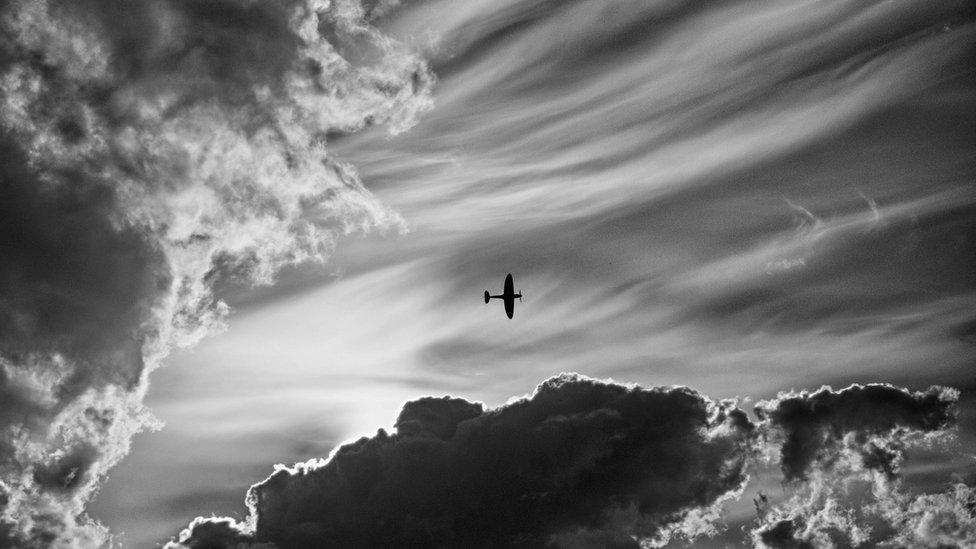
484 290 490 304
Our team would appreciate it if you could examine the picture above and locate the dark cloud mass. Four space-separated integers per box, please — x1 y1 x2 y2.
169 377 974 548
0 135 160 359
756 384 959 481
169 374 758 548
0 0 431 545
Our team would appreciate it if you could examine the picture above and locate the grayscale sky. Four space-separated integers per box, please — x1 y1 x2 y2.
1 1 973 547
94 1 975 545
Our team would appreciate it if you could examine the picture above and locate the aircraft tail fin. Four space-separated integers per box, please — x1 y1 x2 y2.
518 290 522 302
484 290 490 304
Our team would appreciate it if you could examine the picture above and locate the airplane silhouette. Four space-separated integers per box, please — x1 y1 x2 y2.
484 273 522 319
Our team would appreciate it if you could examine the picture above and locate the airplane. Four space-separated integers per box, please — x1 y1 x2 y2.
484 273 522 319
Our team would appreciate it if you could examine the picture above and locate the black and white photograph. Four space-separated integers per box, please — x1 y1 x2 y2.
0 0 974 547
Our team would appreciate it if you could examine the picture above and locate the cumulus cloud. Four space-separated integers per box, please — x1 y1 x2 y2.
0 0 432 545
755 383 958 482
168 374 759 548
752 384 969 547
167 378 973 548
876 482 976 547
751 479 976 548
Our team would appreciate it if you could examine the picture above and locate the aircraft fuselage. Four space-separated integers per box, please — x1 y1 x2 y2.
485 273 521 319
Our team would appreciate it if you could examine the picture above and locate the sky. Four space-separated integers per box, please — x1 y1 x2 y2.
1 0 975 548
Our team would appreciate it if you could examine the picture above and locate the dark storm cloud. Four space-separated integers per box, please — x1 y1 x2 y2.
0 0 431 545
169 374 758 548
756 384 958 482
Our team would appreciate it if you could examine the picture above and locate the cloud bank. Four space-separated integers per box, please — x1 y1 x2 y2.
169 377 972 548
169 373 758 548
0 0 431 545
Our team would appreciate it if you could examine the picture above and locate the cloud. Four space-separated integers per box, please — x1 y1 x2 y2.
0 0 432 545
755 383 958 482
751 477 976 548
877 482 976 547
168 374 758 548
168 377 972 548
751 384 969 547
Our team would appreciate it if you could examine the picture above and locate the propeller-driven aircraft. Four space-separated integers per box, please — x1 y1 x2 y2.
484 273 522 319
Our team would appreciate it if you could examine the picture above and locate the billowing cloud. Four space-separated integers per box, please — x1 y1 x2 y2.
168 374 759 548
876 482 976 548
169 377 972 548
755 383 958 482
751 476 976 548
0 0 432 545
751 384 970 547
